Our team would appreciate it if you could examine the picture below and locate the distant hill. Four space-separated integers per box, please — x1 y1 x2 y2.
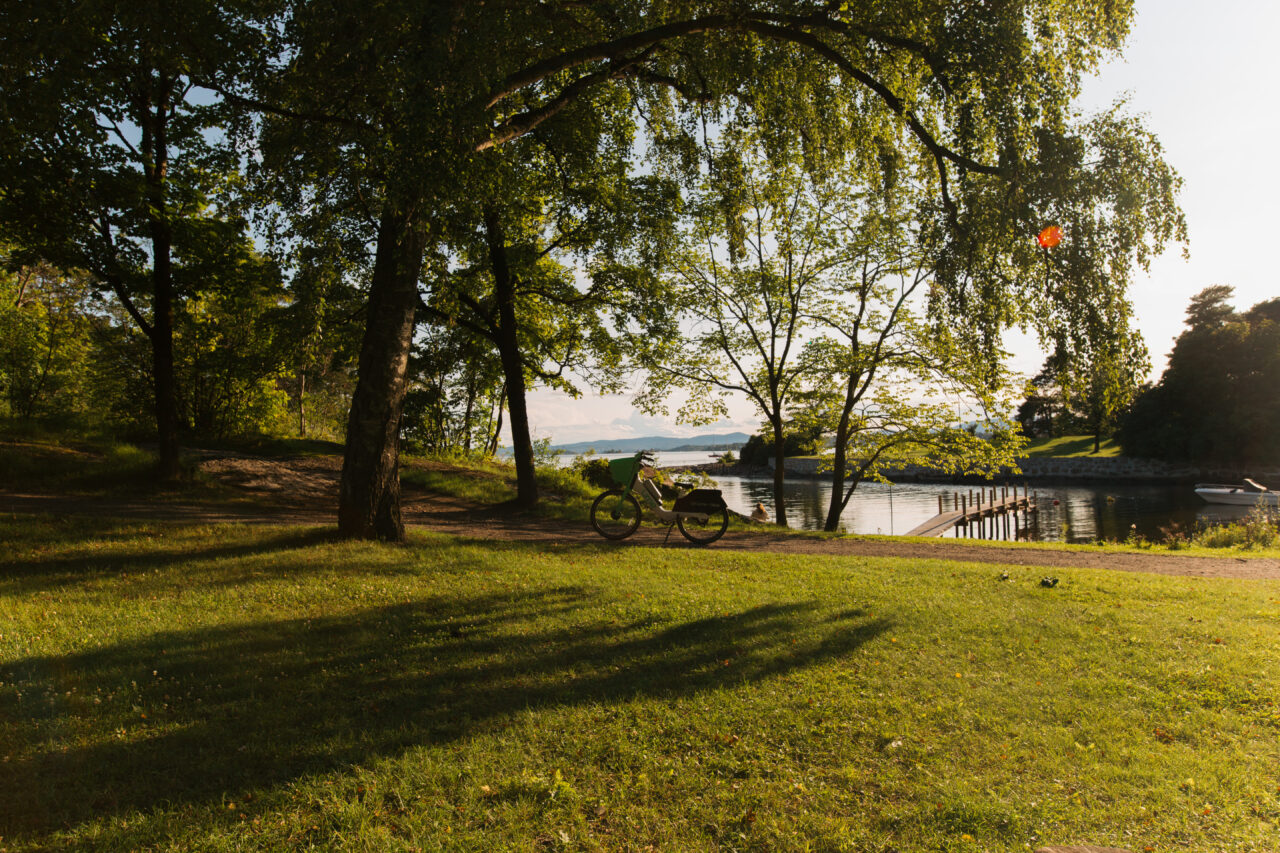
553 432 750 454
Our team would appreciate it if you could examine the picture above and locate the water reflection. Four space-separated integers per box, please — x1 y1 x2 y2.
711 475 1212 544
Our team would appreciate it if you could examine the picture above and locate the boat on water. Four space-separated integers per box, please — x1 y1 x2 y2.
1194 478 1279 507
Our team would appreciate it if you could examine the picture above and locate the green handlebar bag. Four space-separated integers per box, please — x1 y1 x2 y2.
608 457 641 486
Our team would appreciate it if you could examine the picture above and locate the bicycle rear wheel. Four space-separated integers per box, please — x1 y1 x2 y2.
590 489 642 540
677 507 729 544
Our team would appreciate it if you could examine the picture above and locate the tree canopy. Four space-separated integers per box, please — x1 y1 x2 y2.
1119 287 1280 467
0 0 1187 539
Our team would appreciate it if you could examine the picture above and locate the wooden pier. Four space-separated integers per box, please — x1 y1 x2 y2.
904 485 1038 538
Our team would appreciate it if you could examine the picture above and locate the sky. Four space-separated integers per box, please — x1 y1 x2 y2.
520 0 1280 446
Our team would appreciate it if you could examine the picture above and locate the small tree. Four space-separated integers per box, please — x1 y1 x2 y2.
1018 334 1149 452
635 146 843 527
798 205 1023 532
0 1 260 476
0 262 96 422
422 130 672 507
401 325 505 457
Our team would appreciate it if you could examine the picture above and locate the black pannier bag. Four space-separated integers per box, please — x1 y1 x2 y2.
672 488 726 513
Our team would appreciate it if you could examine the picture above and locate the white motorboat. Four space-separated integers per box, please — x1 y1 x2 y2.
1194 478 1279 507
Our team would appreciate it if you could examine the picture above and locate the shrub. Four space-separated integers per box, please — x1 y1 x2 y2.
1192 504 1279 549
531 436 563 468
569 453 614 489
1159 522 1190 550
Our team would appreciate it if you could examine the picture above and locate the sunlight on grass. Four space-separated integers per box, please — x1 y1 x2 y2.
1 517 1277 851
1022 434 1122 458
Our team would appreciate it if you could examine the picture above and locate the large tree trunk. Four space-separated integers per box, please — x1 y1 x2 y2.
484 208 538 508
141 74 181 482
338 204 428 541
770 414 788 527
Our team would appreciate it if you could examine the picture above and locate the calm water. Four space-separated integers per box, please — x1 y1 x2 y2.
708 475 1252 543
551 450 1254 542
550 450 733 469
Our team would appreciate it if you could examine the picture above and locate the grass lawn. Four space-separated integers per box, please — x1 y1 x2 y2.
0 433 160 495
0 428 234 502
1022 435 1123 458
2 517 1277 851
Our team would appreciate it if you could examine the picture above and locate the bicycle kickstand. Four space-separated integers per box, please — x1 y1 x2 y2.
663 524 675 545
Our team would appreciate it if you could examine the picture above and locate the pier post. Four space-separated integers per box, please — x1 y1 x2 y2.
938 494 944 515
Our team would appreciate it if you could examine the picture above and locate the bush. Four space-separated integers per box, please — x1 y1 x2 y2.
1192 505 1279 549
568 453 614 489
531 436 564 468
534 463 598 501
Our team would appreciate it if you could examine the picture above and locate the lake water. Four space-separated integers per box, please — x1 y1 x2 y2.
552 449 732 469
708 475 1256 543
550 449 1256 542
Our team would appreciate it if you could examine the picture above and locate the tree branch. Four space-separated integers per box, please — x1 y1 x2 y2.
192 77 374 131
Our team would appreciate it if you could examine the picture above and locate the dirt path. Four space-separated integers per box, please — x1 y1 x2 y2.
3 452 1278 581
399 494 1280 581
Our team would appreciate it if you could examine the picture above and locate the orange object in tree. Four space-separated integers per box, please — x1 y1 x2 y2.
1036 225 1062 248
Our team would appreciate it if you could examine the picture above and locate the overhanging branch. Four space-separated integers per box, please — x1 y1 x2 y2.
482 14 1001 186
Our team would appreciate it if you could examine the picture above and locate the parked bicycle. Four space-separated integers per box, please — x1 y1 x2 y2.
589 450 730 545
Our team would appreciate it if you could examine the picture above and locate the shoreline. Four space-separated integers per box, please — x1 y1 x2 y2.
665 457 1280 487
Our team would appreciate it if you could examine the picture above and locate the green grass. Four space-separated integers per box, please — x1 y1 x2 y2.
849 531 1280 561
0 432 254 504
191 435 347 457
1022 434 1122 458
0 433 160 493
400 456 600 525
2 516 1278 851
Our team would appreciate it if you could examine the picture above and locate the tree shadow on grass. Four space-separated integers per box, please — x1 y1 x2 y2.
0 583 889 842
0 523 339 593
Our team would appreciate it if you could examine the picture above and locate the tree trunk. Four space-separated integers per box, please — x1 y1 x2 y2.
771 415 788 527
824 423 849 532
487 382 506 457
461 363 476 454
484 208 538 508
338 203 428 541
142 75 181 482
297 371 307 437
825 366 864 532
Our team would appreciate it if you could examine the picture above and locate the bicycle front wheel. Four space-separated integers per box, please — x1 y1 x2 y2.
677 507 729 545
590 489 642 540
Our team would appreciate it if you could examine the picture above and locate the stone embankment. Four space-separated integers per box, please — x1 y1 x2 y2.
757 456 1280 486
